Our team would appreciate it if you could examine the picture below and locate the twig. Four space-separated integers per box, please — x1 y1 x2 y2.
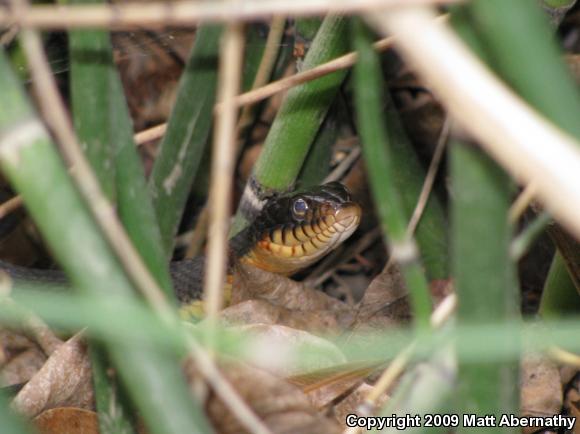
134 122 167 145
0 195 23 218
184 206 210 258
221 33 402 112
548 346 580 368
134 32 405 146
508 183 537 224
323 146 361 183
235 15 286 134
0 0 461 30
366 6 580 242
185 16 286 259
406 116 449 236
203 22 244 326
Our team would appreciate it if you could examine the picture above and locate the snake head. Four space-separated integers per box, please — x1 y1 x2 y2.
241 182 362 275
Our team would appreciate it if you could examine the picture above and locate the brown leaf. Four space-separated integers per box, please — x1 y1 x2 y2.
192 361 341 434
288 361 382 409
221 300 344 333
565 389 580 434
1 347 46 387
520 354 563 434
236 324 346 377
353 263 411 331
34 407 99 434
227 263 354 332
12 333 94 417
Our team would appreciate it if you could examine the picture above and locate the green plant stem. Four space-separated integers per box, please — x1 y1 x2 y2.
383 96 448 280
232 15 350 234
0 50 211 434
353 19 432 328
296 111 336 188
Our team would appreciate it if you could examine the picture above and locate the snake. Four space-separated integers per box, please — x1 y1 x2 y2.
0 182 361 304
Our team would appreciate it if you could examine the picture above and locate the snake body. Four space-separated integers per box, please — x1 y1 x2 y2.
0 182 361 303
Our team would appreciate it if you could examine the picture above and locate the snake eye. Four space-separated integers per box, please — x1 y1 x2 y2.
292 198 308 217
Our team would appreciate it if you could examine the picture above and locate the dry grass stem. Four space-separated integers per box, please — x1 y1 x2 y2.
185 16 286 259
134 24 451 149
204 23 244 328
183 334 274 434
324 146 361 183
406 116 449 236
508 183 538 224
548 346 580 368
0 195 23 218
134 34 399 146
235 15 286 134
134 122 167 146
1 0 460 30
367 6 580 242
219 33 399 113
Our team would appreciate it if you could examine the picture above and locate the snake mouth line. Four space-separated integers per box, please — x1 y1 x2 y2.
242 201 362 275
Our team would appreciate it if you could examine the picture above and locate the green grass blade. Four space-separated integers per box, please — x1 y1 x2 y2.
353 19 432 327
67 0 174 298
449 10 520 422
67 4 116 200
148 25 221 256
451 141 519 422
0 50 212 434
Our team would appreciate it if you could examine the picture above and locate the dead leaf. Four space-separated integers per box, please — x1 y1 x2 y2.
237 324 346 377
12 332 94 417
1 347 46 387
520 354 563 434
353 263 411 331
288 361 382 409
221 300 345 333
185 361 341 434
34 407 99 434
228 264 354 332
234 263 350 312
565 389 580 434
